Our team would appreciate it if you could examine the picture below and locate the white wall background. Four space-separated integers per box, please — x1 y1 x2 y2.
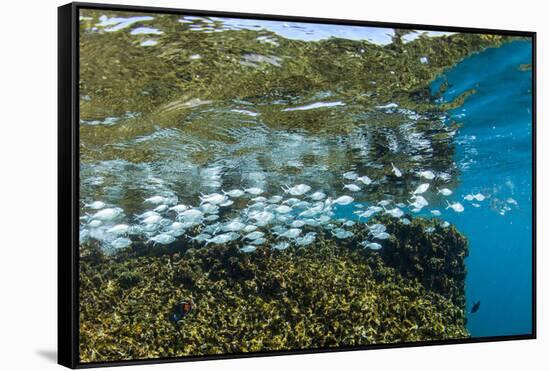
0 0 546 369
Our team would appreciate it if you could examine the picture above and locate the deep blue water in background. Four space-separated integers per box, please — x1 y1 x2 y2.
432 40 533 337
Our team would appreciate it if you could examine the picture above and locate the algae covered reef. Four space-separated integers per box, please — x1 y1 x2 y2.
80 217 468 362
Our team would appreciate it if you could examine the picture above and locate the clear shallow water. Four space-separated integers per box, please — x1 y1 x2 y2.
78 10 533 339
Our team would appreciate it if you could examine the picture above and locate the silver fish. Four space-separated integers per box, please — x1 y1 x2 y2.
283 198 300 205
92 207 122 221
222 220 246 232
279 228 302 239
88 220 102 228
200 193 227 205
391 163 402 177
243 231 265 241
205 214 220 222
291 220 306 228
343 184 361 192
412 183 430 195
200 203 219 214
368 223 387 234
437 188 453 196
149 233 176 245
409 195 429 210
144 196 166 205
372 232 391 240
85 201 106 210
272 241 290 250
111 237 132 249
178 209 204 222
192 233 212 242
333 195 354 206
250 237 266 245
356 176 372 185
224 189 245 198
219 200 234 207
245 187 264 195
446 201 464 213
361 241 382 250
386 207 404 218
295 232 317 245
206 232 238 245
343 171 358 180
275 205 292 214
243 225 258 233
333 229 354 239
268 195 283 204
154 204 168 213
169 204 188 213
250 211 273 226
284 184 311 196
107 224 129 235
309 191 326 201
240 245 257 253
417 170 435 180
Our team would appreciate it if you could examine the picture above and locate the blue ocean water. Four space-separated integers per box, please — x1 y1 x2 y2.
432 40 533 337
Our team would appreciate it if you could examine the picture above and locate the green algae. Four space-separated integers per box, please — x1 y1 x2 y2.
79 10 513 159
79 11 510 124
79 217 468 363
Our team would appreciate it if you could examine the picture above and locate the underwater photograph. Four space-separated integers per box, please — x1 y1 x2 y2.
77 7 534 364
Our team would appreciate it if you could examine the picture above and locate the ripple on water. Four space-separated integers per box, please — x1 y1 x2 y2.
282 101 345 111
130 27 163 35
96 15 154 32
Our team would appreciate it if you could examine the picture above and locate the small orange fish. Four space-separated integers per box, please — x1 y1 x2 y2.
171 299 194 322
181 302 192 314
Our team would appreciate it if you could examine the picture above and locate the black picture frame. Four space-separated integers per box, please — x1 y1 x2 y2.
58 2 537 368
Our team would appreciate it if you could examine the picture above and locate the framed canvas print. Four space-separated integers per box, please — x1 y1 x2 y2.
58 2 536 368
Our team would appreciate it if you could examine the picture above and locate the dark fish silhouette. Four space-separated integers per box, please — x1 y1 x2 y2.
470 300 481 314
170 299 194 322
